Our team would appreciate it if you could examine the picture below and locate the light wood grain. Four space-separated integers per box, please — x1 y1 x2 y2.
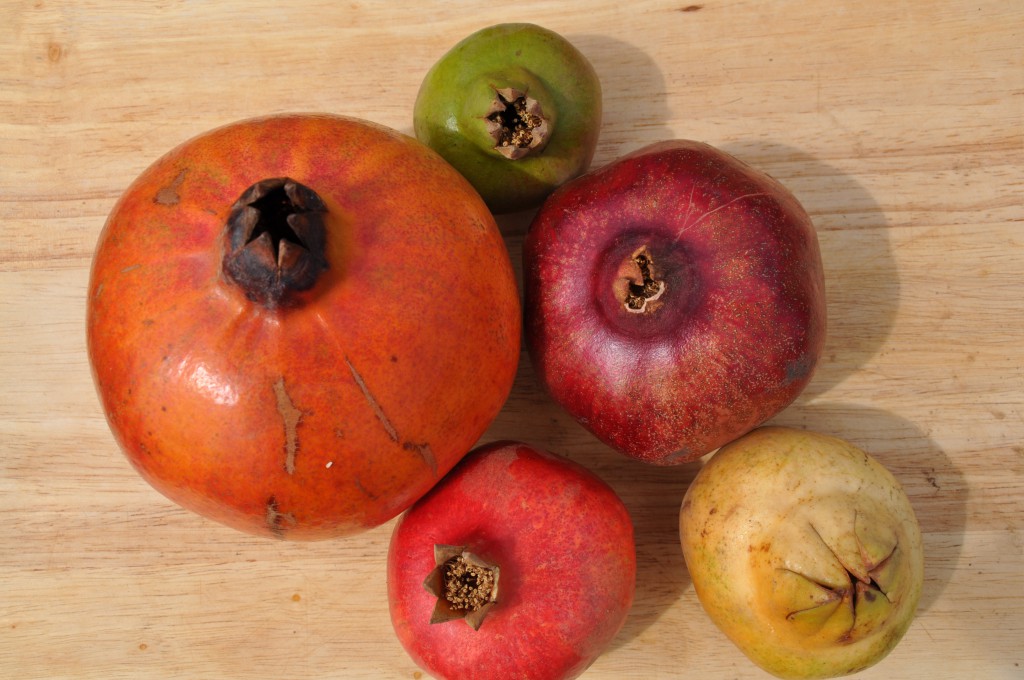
1 1 1022 678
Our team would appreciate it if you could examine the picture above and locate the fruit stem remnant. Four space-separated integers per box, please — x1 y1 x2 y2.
222 178 328 308
484 87 551 160
620 247 666 313
423 544 500 630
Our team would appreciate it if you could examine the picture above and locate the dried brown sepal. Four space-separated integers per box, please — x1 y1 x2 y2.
613 246 666 314
222 177 328 308
422 544 500 630
484 87 552 160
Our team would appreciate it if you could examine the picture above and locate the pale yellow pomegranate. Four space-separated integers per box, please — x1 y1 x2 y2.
680 426 923 679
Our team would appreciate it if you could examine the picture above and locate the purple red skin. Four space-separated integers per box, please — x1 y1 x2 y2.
387 441 636 680
523 140 826 465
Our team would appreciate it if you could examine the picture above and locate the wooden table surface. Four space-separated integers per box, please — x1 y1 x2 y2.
2 1 1022 678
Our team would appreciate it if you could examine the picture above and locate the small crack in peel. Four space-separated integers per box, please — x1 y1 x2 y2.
273 377 303 474
345 356 399 442
404 441 438 476
345 356 438 476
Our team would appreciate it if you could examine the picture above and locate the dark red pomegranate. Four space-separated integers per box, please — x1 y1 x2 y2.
523 140 826 465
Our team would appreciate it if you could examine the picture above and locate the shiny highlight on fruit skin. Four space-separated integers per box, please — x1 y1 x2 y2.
87 114 521 540
679 426 924 679
414 23 602 214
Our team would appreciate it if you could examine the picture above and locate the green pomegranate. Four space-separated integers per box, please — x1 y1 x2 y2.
413 23 602 213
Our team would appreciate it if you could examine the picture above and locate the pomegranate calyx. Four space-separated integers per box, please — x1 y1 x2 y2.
423 544 500 630
614 246 666 314
484 87 551 160
223 177 328 308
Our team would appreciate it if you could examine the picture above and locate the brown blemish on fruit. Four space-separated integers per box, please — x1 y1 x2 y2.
344 356 399 442
485 87 551 160
404 441 438 476
265 496 296 536
424 545 500 630
154 168 188 206
345 357 437 474
353 475 379 501
784 353 815 385
273 377 302 474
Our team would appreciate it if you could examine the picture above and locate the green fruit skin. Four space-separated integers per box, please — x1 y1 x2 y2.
414 23 602 214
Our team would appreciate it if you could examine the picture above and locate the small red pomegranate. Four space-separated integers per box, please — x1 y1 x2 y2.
87 114 521 540
387 441 636 680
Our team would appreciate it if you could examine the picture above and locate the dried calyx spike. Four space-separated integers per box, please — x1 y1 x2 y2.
423 544 500 630
484 87 552 160
614 246 666 314
222 177 328 308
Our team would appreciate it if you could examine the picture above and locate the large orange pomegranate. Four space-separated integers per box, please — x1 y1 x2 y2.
87 114 521 540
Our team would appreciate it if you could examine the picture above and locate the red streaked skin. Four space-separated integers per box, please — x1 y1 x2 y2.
87 114 521 539
387 441 636 680
524 140 826 465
